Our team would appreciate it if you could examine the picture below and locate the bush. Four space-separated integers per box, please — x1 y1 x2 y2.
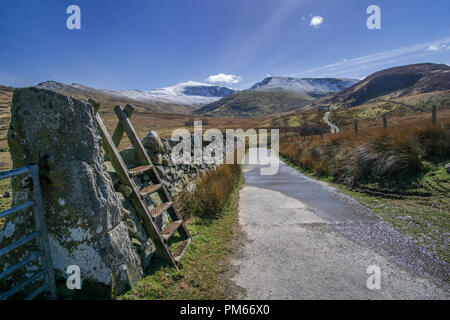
176 164 242 220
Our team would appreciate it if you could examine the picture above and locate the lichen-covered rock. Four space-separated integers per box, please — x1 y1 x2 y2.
0 88 143 297
142 131 163 153
161 139 172 154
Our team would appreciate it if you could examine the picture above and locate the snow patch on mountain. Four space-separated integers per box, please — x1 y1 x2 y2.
250 77 359 98
37 81 237 106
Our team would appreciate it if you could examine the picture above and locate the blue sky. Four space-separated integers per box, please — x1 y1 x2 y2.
0 0 449 90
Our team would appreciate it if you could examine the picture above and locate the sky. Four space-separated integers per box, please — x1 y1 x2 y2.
0 0 449 90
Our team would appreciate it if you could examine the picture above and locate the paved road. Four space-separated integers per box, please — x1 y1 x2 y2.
323 111 340 134
227 151 449 299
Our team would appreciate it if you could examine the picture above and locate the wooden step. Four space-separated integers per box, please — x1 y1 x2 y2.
140 184 162 197
129 165 153 177
149 202 172 219
161 220 182 241
173 238 192 262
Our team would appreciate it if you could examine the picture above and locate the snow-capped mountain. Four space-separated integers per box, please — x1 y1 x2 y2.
37 81 237 106
250 77 359 98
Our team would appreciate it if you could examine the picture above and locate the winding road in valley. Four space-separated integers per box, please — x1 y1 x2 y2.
225 150 449 299
323 111 340 134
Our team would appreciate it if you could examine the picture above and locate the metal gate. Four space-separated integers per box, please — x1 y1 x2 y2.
0 165 56 300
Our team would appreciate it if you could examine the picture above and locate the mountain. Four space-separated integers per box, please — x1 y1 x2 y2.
316 63 450 109
37 80 237 109
250 77 358 98
194 90 316 117
195 77 357 117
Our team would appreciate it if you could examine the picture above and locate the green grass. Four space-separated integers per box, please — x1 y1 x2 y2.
280 155 450 263
118 176 243 300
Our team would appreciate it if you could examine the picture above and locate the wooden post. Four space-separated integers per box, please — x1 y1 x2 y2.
112 104 135 147
382 115 388 129
114 106 152 165
432 105 437 125
354 120 358 134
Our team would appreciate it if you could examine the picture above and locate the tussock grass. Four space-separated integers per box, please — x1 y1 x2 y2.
280 118 450 188
176 164 242 220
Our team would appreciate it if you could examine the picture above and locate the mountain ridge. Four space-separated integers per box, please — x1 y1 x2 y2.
316 63 450 109
195 77 358 117
37 80 237 107
250 77 358 98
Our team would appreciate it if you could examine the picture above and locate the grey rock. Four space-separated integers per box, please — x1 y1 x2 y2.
120 148 139 168
151 152 163 165
115 184 132 198
140 238 156 270
162 155 172 167
161 139 172 154
1 88 143 296
142 131 163 153
155 166 166 178
125 218 138 236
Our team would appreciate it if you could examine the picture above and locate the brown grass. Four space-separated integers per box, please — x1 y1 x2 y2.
176 163 242 220
280 117 450 188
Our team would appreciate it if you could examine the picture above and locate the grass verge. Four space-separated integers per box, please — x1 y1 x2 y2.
118 175 243 300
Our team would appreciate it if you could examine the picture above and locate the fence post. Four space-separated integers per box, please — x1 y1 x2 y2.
354 120 358 134
30 165 57 300
432 105 437 125
382 115 388 129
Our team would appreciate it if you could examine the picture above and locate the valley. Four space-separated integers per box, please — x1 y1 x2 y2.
0 62 449 301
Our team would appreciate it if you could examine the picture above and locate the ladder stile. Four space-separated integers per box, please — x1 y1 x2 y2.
92 102 192 269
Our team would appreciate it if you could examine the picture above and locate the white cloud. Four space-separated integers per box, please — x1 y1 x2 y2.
426 45 439 51
310 16 324 28
206 73 242 84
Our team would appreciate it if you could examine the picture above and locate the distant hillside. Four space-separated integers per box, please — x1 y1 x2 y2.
196 77 357 117
316 63 450 109
194 90 316 117
251 77 358 98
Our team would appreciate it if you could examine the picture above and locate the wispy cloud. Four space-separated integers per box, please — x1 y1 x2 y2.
290 37 450 78
206 73 242 84
310 16 324 28
426 45 439 51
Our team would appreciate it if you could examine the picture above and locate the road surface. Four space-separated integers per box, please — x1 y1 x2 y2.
323 111 340 134
226 151 449 299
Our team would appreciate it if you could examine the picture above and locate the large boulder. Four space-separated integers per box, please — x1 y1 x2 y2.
0 88 143 297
